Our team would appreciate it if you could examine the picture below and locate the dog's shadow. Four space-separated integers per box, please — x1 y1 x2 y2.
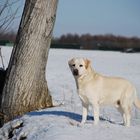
28 110 85 122
28 110 122 125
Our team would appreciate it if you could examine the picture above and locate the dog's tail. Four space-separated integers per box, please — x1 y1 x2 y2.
134 89 140 109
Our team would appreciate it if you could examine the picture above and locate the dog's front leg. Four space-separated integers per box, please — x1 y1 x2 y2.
93 104 99 125
81 103 88 124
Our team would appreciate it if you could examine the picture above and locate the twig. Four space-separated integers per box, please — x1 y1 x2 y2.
0 47 5 69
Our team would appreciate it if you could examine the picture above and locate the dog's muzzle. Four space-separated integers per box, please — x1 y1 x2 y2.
73 69 79 76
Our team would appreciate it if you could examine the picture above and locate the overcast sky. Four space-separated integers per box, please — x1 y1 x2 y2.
14 0 140 37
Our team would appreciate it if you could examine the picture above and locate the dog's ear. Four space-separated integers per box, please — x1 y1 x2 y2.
85 59 91 69
68 58 73 66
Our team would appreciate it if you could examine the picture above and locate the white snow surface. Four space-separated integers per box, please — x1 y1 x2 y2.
0 46 140 140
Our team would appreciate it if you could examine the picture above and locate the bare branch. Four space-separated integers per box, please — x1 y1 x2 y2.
0 0 9 16
1 7 19 32
0 47 5 69
0 0 23 32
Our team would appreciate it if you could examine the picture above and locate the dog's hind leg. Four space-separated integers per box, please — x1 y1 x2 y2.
117 106 126 125
123 107 131 127
117 103 131 127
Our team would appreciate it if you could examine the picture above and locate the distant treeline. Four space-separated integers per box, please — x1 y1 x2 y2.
0 31 16 44
1 31 140 52
53 33 140 52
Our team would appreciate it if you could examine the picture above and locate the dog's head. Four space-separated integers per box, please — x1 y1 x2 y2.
68 58 91 78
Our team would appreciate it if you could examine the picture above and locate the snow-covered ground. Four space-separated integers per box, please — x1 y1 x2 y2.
0 46 140 140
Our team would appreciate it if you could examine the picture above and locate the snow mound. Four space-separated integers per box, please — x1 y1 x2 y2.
0 47 140 140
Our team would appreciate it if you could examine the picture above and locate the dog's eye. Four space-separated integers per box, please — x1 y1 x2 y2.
79 64 83 67
72 64 75 67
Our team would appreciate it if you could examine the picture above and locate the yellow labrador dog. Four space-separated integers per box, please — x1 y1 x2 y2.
68 57 140 127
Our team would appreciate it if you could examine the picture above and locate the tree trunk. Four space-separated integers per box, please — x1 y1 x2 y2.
0 0 58 123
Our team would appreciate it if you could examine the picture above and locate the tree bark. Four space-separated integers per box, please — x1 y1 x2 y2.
0 0 58 123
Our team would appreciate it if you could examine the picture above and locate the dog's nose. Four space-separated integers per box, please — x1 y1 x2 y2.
73 69 78 76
